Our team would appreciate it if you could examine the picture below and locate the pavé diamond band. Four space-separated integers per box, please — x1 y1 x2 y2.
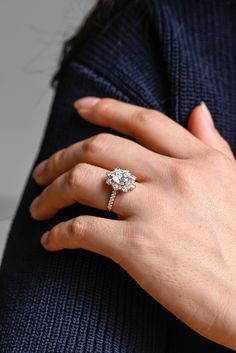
105 168 137 212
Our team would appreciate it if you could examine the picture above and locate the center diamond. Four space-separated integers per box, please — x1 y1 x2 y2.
106 168 136 192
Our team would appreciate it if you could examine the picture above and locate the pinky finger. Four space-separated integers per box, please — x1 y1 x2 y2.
40 215 128 264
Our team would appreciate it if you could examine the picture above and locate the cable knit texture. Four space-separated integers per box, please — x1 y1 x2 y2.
1 1 236 352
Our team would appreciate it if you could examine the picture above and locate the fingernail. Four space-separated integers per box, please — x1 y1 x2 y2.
30 196 40 214
33 160 47 179
200 101 214 127
41 231 49 246
74 97 101 111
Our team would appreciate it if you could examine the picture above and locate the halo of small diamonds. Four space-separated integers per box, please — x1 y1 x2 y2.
106 168 136 193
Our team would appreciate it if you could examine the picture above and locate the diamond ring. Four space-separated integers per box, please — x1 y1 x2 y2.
105 168 137 212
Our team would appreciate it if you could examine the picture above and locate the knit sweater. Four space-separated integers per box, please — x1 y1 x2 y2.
1 1 236 352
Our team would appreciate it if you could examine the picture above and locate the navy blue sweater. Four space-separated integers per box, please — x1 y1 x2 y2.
1 1 236 352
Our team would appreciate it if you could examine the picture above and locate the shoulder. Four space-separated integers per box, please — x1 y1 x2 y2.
55 1 167 109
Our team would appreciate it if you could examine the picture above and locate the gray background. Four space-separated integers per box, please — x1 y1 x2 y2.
0 0 95 262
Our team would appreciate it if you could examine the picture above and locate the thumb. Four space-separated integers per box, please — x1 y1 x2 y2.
188 102 234 160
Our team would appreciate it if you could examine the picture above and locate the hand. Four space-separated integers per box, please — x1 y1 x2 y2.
30 97 236 349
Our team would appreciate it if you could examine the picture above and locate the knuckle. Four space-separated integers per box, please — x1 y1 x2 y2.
83 133 111 155
67 168 79 189
94 98 114 115
67 163 88 189
134 109 154 126
47 149 65 175
69 218 86 243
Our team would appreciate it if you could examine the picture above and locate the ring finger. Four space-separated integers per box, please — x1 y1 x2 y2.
30 163 143 220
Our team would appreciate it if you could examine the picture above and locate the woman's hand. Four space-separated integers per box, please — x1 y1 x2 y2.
30 97 236 349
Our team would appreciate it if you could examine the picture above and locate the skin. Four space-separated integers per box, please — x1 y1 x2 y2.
30 97 236 349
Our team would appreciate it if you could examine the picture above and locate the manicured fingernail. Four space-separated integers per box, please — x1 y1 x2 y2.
200 101 214 127
30 196 40 214
33 160 47 179
74 97 101 111
41 231 49 246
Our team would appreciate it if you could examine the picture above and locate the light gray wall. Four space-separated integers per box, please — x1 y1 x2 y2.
0 0 96 262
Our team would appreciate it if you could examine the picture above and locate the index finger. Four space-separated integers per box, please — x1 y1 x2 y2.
75 97 204 159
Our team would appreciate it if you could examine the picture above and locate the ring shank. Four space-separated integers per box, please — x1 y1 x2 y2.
107 190 118 211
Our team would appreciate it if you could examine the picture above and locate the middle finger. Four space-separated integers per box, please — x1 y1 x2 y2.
33 133 164 186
